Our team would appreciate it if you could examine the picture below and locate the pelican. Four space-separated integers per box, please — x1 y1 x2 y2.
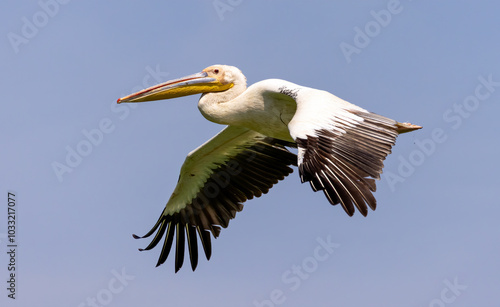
117 65 421 272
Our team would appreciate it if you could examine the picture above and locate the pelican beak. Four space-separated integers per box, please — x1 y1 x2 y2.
117 71 233 103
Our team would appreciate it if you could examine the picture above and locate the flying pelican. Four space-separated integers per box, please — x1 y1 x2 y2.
117 65 421 272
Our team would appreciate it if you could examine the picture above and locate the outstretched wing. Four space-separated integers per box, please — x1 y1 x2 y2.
288 87 420 216
134 125 297 272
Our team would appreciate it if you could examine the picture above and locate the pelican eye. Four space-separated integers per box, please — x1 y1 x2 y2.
214 69 219 74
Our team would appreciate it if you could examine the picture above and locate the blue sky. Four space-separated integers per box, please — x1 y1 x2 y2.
1 1 499 306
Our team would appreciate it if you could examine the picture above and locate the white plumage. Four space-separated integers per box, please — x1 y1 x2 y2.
117 65 421 272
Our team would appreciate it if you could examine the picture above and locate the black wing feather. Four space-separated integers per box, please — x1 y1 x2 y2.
296 111 400 217
135 135 296 272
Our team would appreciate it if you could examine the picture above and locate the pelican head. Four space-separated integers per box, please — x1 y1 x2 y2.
117 65 247 104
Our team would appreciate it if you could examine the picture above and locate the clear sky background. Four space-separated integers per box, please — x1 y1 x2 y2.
1 1 499 306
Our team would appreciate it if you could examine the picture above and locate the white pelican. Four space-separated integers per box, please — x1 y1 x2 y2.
117 65 421 272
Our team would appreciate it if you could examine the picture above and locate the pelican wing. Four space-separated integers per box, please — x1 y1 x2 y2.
135 125 297 272
288 88 404 217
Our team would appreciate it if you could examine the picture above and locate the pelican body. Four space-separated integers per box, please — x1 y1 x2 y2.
117 65 421 272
